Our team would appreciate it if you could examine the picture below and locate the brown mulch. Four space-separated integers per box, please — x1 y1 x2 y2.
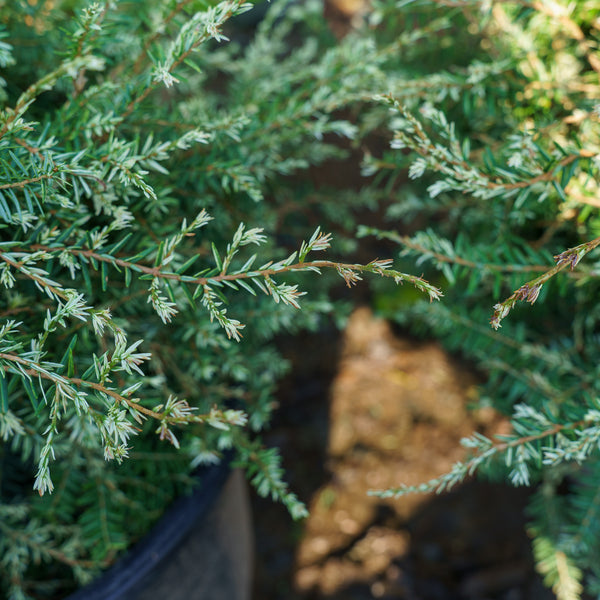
252 308 555 600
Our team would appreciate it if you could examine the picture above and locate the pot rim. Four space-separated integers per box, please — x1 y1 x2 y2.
65 457 232 600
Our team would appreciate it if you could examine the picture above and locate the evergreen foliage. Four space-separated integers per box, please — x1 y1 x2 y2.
2 0 600 598
0 0 440 597
361 1 600 598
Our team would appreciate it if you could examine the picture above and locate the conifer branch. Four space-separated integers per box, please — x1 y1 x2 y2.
362 227 550 274
131 0 196 75
119 0 248 122
370 419 583 499
491 236 600 329
0 351 248 431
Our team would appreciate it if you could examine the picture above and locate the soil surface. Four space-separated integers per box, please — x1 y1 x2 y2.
251 307 556 600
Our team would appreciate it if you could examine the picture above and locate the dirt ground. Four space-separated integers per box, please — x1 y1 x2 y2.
251 307 556 600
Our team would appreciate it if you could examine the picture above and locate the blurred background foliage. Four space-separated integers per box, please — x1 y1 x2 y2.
2 0 600 598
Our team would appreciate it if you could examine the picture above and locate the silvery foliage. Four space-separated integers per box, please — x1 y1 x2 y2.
363 0 600 597
0 0 442 596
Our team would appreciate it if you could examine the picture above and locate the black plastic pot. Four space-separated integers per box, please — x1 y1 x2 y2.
66 461 253 600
